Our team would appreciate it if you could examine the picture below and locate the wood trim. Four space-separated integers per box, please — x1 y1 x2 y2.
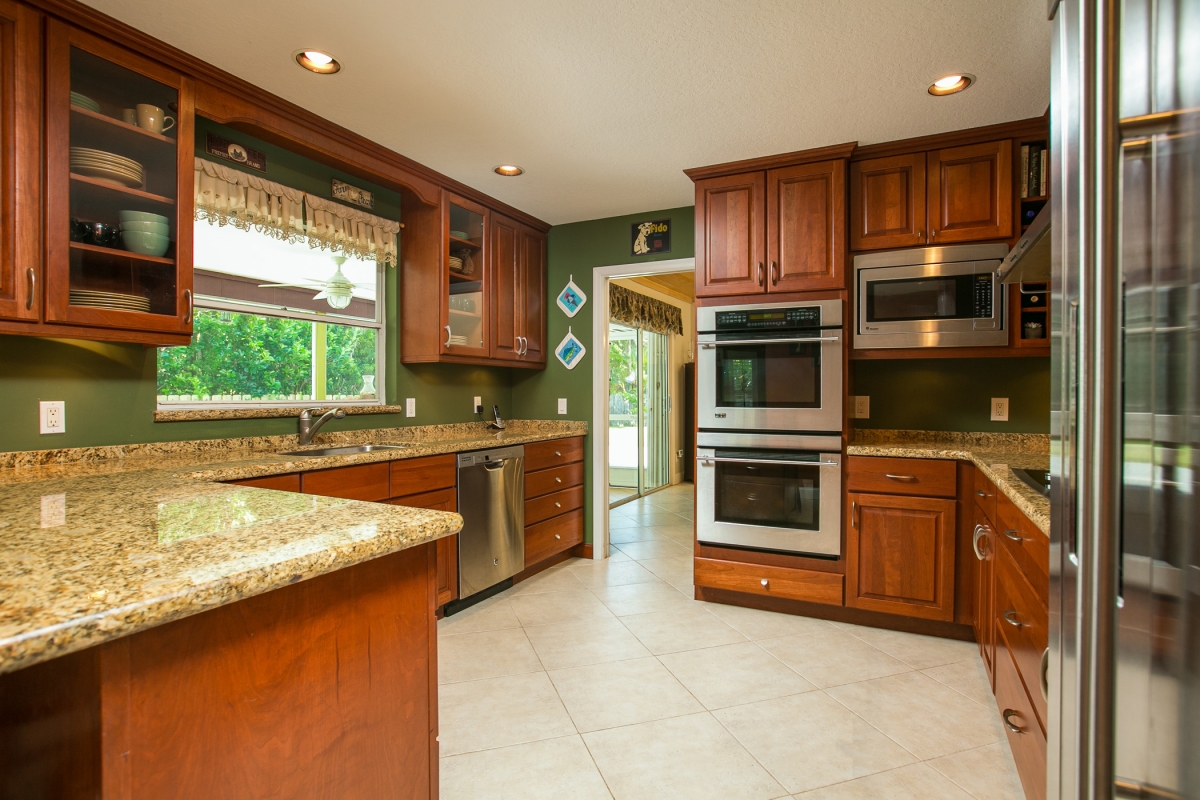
22 0 549 231
695 287 846 307
850 344 1050 360
851 116 1048 162
684 141 857 181
0 317 192 344
693 541 845 574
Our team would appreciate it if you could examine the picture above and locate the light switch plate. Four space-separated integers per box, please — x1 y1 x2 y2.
39 401 65 434
558 398 567 414
853 396 870 419
991 397 1009 422
405 398 416 418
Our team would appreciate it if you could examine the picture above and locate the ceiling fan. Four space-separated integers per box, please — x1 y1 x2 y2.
258 255 361 310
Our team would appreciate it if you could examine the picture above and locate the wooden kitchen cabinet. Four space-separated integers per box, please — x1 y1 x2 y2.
490 212 546 366
973 500 996 683
694 171 766 297
766 160 845 292
846 491 957 621
850 140 1012 250
0 0 41 324
388 486 458 607
522 436 586 569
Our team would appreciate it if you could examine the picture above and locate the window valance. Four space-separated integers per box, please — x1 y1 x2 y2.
193 157 400 267
609 284 683 336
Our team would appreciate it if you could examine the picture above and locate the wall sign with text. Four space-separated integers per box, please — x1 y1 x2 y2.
205 133 267 173
632 219 670 256
332 178 374 210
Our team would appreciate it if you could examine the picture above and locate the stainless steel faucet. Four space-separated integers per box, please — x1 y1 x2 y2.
298 407 345 446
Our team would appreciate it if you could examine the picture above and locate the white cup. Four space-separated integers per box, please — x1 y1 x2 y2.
121 108 138 126
136 104 175 135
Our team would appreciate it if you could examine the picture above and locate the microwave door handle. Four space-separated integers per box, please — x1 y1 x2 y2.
700 335 840 348
699 455 840 468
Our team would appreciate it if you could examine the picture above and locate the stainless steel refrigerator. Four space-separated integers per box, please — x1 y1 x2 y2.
1049 0 1198 798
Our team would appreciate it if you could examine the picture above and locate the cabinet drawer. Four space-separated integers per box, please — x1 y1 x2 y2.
524 508 583 567
390 454 456 498
973 466 997 524
695 558 843 606
994 637 1047 800
525 437 584 472
525 485 583 527
385 487 457 512
996 494 1049 604
995 545 1048 728
229 473 300 492
526 461 584 499
846 456 956 498
301 462 391 502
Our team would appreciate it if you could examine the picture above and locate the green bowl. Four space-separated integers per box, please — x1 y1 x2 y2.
119 210 169 225
121 230 170 257
120 221 170 236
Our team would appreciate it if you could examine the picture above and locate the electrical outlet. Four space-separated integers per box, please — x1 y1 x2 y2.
853 396 870 419
991 397 1009 422
39 401 65 434
558 398 567 415
405 398 416 418
473 396 482 414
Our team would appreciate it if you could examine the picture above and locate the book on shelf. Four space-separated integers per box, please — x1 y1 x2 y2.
1039 148 1047 197
1021 145 1030 198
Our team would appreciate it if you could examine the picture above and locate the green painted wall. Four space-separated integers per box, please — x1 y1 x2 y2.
0 120 512 454
852 358 1051 433
512 207 695 543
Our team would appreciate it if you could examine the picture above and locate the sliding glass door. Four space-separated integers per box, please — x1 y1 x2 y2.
608 323 669 507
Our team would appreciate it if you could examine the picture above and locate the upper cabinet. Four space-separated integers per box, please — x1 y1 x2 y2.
0 0 40 324
489 212 546 366
695 158 845 298
44 20 195 337
442 193 490 359
851 140 1013 251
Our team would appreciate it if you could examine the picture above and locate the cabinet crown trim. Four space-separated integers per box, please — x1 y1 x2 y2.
684 141 857 182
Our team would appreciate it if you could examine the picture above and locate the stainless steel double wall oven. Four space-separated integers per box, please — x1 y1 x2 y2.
696 299 843 557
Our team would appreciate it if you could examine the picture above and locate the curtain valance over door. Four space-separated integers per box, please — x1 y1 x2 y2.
609 284 683 335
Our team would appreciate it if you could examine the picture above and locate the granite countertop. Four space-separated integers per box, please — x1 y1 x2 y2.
0 420 586 675
847 430 1050 535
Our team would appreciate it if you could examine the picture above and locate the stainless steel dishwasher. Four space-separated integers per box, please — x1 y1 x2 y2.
456 445 524 599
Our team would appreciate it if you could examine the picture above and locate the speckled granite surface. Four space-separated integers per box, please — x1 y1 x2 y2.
848 429 1050 535
154 404 407 422
0 420 586 675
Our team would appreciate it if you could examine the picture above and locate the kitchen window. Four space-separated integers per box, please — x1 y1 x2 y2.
156 220 385 407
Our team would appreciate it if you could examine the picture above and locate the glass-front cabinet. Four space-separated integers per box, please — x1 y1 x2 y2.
0 0 39 323
442 193 488 357
44 20 194 337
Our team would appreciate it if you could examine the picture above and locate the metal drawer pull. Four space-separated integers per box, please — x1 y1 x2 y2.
760 578 769 588
700 336 840 348
1003 610 1022 627
555 477 562 483
554 534 561 540
885 474 917 481
1040 648 1049 701
554 502 561 508
1002 709 1023 733
696 456 839 467
972 524 987 560
975 490 988 498
26 268 35 310
444 325 452 347
1003 528 1023 542
555 450 562 457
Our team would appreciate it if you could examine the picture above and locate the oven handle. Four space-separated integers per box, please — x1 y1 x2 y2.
696 455 840 468
699 335 840 348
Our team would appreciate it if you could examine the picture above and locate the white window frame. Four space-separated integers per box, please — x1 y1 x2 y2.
157 257 386 411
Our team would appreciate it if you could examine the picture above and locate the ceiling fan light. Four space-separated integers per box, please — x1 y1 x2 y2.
325 292 353 310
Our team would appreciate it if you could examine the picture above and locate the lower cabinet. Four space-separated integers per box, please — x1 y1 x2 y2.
845 491 957 621
387 485 459 608
523 437 586 568
694 558 843 605
973 500 996 684
994 634 1047 800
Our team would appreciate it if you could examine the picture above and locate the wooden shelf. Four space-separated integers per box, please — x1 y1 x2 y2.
448 308 481 319
1020 195 1048 203
448 269 480 283
70 240 174 265
70 173 174 204
448 235 481 250
71 105 176 145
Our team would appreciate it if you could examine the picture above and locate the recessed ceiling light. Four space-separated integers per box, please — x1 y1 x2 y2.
294 49 341 74
928 73 974 96
494 165 524 176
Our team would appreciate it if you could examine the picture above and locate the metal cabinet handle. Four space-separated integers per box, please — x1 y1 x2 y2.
1002 709 1023 733
851 500 858 528
760 578 769 588
757 262 764 286
972 524 988 560
184 289 193 324
1039 648 1049 701
554 502 562 508
975 490 988 498
554 533 561 540
885 474 917 482
1003 528 1023 543
1003 610 1022 627
555 477 562 483
25 268 35 310
444 325 452 347
555 451 562 457
769 261 779 285
522 336 528 355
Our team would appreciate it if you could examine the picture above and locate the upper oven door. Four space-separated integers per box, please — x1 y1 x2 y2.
698 329 842 432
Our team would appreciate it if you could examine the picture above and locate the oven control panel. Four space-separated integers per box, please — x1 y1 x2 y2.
714 307 821 330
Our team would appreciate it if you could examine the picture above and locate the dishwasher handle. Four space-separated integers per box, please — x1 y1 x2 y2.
483 459 512 471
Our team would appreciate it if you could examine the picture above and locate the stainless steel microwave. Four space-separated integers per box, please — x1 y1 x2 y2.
853 244 1010 349
697 299 842 433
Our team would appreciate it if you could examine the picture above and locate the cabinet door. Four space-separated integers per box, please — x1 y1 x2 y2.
694 172 765 297
489 212 522 362
519 225 546 364
444 192 489 357
0 1 40 322
766 160 845 292
849 153 927 250
927 140 1012 244
973 504 996 685
44 20 194 336
847 491 957 621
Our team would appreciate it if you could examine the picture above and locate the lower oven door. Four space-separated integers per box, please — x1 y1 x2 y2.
697 448 842 556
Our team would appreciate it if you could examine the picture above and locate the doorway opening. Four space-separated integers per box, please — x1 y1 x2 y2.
607 324 671 507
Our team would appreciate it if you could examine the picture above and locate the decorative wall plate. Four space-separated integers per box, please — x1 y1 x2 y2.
556 275 587 318
555 326 586 370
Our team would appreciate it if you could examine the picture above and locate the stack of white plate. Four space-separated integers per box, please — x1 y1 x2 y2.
69 289 150 312
449 334 468 346
449 230 469 240
70 92 101 113
70 147 144 189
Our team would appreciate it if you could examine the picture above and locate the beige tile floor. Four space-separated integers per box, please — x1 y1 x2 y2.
437 484 1024 800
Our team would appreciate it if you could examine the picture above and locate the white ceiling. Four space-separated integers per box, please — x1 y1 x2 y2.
85 0 1051 225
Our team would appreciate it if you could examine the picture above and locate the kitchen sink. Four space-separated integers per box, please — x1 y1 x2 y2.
277 444 409 457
